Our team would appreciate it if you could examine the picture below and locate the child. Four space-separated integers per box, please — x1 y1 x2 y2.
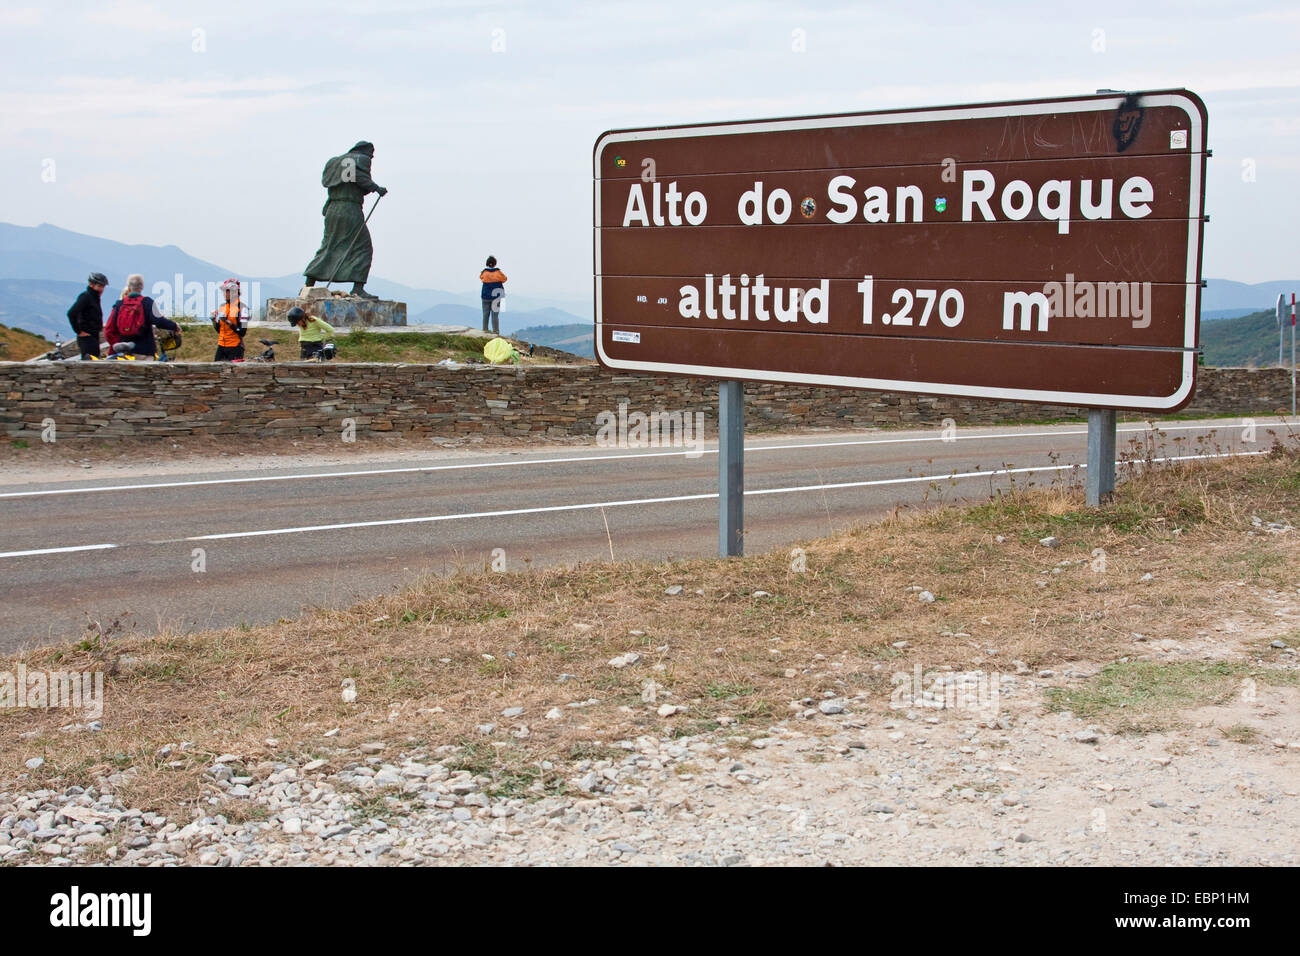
479 256 507 335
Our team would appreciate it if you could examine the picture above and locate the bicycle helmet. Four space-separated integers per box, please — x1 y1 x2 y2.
88 272 108 286
286 307 306 325
220 278 240 291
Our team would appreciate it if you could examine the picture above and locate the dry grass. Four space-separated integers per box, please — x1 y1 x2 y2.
0 323 52 362
4 437 1299 817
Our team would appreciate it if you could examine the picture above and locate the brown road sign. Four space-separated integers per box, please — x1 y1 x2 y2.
593 90 1207 411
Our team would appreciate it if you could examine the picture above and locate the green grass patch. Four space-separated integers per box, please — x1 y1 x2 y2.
1046 660 1297 734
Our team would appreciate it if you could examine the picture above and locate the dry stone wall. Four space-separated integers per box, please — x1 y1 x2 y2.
0 363 1291 442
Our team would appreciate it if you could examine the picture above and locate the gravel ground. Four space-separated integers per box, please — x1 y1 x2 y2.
5 634 1297 867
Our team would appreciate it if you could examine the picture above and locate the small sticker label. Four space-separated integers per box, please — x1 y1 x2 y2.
612 330 640 344
1170 129 1188 149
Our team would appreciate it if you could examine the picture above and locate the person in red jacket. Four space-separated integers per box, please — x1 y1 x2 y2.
479 256 507 335
104 274 179 359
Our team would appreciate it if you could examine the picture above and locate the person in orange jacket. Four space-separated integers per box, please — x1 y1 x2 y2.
479 256 507 335
211 278 249 361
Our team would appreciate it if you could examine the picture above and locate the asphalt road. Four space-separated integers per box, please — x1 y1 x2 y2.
0 418 1273 652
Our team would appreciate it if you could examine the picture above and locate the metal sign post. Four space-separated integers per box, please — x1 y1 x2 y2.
1086 408 1118 506
1292 294 1296 416
718 380 744 556
592 90 1209 537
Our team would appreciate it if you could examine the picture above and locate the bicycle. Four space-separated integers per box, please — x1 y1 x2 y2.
35 337 78 362
245 339 278 362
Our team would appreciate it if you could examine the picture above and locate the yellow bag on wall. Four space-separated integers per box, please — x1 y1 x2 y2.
483 337 518 365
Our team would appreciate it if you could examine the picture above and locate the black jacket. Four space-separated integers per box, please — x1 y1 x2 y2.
67 287 104 337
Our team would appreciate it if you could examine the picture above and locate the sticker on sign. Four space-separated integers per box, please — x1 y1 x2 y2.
593 90 1207 411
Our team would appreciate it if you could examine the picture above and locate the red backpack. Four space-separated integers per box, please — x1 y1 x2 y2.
116 296 147 336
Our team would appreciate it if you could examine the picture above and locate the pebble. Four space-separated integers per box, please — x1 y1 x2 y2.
1038 536 1059 548
664 585 684 596
24 758 43 771
917 591 935 604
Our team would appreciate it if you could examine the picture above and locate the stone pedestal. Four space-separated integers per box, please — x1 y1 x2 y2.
265 289 406 327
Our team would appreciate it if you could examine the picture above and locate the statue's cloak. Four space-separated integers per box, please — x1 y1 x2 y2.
305 149 381 284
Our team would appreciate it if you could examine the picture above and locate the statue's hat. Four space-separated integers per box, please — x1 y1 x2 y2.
350 141 375 154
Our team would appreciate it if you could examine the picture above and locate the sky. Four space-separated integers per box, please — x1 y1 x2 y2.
2 0 1298 301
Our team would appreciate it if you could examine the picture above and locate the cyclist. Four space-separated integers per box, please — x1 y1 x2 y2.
211 278 249 361
104 274 179 360
287 306 336 359
67 271 109 360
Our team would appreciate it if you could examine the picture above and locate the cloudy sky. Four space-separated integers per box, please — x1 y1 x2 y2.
2 0 1297 300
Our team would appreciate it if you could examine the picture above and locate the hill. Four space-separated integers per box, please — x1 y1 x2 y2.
0 323 52 361
1202 279 1299 314
512 323 594 358
412 304 588 338
1201 308 1296 368
0 278 92 342
0 222 589 339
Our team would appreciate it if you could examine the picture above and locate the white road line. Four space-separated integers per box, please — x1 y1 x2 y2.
0 448 1267 557
183 449 1262 543
0 543 117 559
0 420 1273 500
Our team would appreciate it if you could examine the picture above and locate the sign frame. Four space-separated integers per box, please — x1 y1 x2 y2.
594 90 1208 412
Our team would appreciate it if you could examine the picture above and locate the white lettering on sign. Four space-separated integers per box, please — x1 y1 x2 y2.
962 171 1153 234
623 182 707 227
678 274 828 325
621 172 1156 234
1002 291 1052 332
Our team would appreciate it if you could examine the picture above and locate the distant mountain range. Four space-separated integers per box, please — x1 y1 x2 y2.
0 222 590 341
1201 308 1299 368
512 323 595 358
2 221 1297 345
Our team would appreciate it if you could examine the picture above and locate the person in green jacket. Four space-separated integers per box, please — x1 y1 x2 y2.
287 307 336 359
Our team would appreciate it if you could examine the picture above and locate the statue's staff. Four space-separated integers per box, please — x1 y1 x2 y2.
324 194 383 288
